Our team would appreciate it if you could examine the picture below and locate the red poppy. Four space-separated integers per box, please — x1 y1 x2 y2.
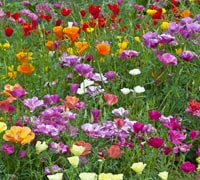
170 0 178 7
11 12 20 20
189 99 200 111
106 145 122 159
107 4 120 15
61 8 72 16
55 19 62 26
88 5 101 19
104 93 118 106
80 10 86 17
81 22 89 31
6 11 10 18
4 27 14 37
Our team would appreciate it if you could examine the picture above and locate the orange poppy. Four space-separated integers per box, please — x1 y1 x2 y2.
74 140 92 156
45 41 54 51
64 96 79 110
75 41 89 54
180 9 191 18
53 26 63 39
3 126 35 145
17 63 35 75
96 43 110 56
16 50 32 63
106 145 122 159
104 93 118 106
63 26 80 42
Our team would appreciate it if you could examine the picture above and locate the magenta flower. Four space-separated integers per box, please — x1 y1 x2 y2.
148 110 161 121
1 144 14 155
190 129 199 140
133 122 144 133
157 53 177 66
119 50 139 60
43 94 59 105
19 150 26 158
197 148 200 156
148 137 164 149
23 96 44 112
91 109 101 123
70 83 80 94
104 71 116 81
163 146 172 155
168 130 186 145
180 161 196 173
179 50 197 61
134 4 145 11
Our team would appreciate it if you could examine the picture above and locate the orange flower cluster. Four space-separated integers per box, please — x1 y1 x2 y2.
96 42 110 56
63 26 80 42
3 126 35 145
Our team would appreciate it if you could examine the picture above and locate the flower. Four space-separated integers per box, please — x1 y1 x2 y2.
180 161 196 173
0 122 7 133
160 22 170 30
179 50 197 61
79 172 97 180
0 97 15 113
74 140 92 156
35 141 48 154
158 171 168 180
134 86 145 93
106 145 122 159
121 88 132 95
119 50 139 60
91 109 101 123
64 96 79 110
47 173 63 180
17 63 35 75
1 144 14 155
16 50 32 63
148 110 161 121
3 126 35 145
148 137 164 148
131 162 147 174
4 27 14 37
190 129 199 140
129 69 141 75
19 150 26 158
75 41 89 54
96 42 110 56
63 26 79 42
67 156 79 168
45 41 54 51
23 96 44 112
70 144 85 156
157 53 177 66
7 65 17 79
104 93 118 106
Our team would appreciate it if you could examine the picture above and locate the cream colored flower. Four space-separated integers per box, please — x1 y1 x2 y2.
79 172 98 180
99 173 113 180
70 144 85 156
67 156 79 168
0 122 7 133
112 174 124 180
47 173 63 180
121 88 131 95
134 86 145 93
158 171 168 180
35 141 48 154
129 69 141 75
130 162 146 174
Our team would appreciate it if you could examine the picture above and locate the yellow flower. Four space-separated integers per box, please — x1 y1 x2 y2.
197 164 200 172
0 122 7 133
86 27 94 33
146 9 157 16
70 144 85 156
47 173 63 180
75 41 89 54
196 157 200 163
3 42 10 49
66 47 74 55
160 22 170 30
112 174 124 180
0 117 5 121
67 156 79 168
162 8 166 14
158 171 168 180
35 141 48 154
130 162 146 174
7 65 17 79
16 51 33 63
134 36 140 42
118 41 128 49
99 173 113 180
175 48 182 55
79 172 98 180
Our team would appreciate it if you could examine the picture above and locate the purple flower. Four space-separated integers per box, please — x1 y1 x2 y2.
10 88 27 99
119 50 139 60
43 94 59 105
44 164 63 175
53 3 61 9
22 1 30 6
19 150 26 158
157 53 177 66
134 4 145 11
180 161 196 173
117 0 123 5
190 129 199 140
179 50 197 61
104 71 115 81
23 96 44 112
91 109 101 123
142 32 160 48
168 22 180 34
1 144 14 155
60 53 81 67
158 33 176 44
86 54 94 61
49 142 69 154
74 63 93 78
112 107 129 117
148 110 161 121
168 130 186 145
69 125 78 136
196 14 200 22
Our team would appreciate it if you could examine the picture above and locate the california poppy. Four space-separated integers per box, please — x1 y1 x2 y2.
63 26 80 42
17 63 35 75
96 42 110 56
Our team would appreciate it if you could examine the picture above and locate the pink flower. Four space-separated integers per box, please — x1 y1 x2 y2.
157 53 177 66
190 129 199 140
104 93 118 106
168 130 186 145
148 137 164 149
148 110 161 121
180 161 196 173
19 150 26 158
1 144 14 155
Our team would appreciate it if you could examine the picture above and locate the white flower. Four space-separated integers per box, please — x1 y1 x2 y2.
67 156 79 168
80 79 94 89
158 171 168 180
70 144 85 156
79 172 98 180
47 173 63 180
129 69 141 75
68 22 73 27
35 141 48 154
134 86 145 93
121 88 131 95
